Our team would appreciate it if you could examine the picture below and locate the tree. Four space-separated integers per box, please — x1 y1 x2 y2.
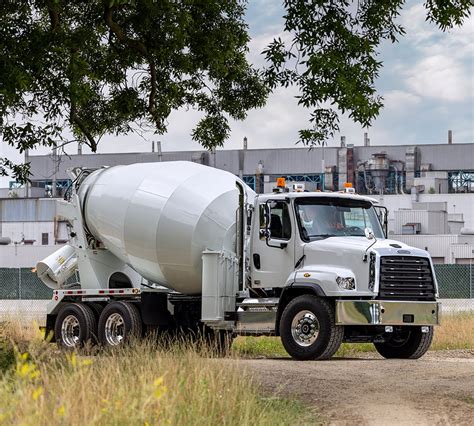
263 0 471 146
0 0 268 183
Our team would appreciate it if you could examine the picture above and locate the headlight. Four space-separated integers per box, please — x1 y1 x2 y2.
336 276 355 290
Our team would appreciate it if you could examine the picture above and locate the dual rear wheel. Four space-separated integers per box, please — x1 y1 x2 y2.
55 301 142 349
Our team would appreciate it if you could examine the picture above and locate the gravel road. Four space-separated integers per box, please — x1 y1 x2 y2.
240 350 474 425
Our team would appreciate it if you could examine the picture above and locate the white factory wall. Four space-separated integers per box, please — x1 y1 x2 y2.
0 245 62 267
394 210 448 234
393 234 474 264
373 193 474 232
0 221 68 245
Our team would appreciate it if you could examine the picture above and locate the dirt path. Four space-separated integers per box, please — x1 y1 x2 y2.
239 350 474 425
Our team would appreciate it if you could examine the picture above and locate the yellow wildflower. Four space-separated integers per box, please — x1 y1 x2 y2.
153 376 167 400
68 353 77 368
32 386 43 401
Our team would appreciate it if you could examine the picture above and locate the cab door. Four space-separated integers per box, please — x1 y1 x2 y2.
249 199 296 288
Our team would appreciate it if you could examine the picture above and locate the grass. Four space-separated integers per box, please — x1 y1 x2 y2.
233 313 474 358
0 323 318 425
431 312 474 350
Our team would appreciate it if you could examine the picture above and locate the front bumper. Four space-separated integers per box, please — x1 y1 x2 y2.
335 300 440 326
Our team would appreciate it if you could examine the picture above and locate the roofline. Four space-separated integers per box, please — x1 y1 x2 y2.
27 141 474 158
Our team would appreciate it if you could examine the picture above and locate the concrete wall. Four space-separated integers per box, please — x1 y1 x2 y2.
0 245 62 267
393 234 474 263
373 193 474 232
394 210 448 235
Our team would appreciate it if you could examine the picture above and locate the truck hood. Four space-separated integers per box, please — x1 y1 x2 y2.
304 236 429 258
297 237 431 296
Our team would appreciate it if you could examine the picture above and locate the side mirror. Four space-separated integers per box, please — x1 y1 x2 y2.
364 227 375 240
374 205 388 238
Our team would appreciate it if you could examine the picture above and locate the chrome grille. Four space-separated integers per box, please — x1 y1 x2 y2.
378 256 436 301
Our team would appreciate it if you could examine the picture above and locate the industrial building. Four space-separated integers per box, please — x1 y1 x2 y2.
1 140 473 266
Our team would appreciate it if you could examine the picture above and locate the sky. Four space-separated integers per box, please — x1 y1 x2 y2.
1 0 473 187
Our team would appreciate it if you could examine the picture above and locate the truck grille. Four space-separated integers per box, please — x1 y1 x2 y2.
378 256 436 301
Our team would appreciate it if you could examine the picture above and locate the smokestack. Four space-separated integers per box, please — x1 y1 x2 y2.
340 136 346 147
211 148 216 168
77 143 82 155
364 133 370 146
243 136 248 150
151 142 155 152
448 130 453 144
157 141 162 162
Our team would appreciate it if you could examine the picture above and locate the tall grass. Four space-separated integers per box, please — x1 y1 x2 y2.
432 313 474 350
0 324 315 425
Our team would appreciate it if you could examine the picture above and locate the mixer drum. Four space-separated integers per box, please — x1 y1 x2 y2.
78 161 252 294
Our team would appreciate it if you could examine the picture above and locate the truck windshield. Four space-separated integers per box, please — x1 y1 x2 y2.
295 197 384 241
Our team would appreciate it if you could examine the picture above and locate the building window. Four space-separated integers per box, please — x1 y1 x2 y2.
42 233 49 245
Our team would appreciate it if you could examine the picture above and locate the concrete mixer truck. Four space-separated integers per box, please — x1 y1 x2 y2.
37 161 440 360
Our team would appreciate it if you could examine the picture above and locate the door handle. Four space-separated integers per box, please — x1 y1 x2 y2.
253 254 261 269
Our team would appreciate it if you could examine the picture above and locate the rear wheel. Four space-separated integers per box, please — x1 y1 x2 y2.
55 303 97 349
280 295 343 360
374 326 433 359
98 301 142 347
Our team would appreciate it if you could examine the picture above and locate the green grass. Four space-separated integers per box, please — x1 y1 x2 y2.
233 336 375 359
233 313 474 358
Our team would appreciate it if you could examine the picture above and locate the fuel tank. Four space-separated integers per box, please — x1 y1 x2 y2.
77 161 253 294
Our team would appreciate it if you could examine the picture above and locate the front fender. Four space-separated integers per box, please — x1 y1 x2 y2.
293 265 373 297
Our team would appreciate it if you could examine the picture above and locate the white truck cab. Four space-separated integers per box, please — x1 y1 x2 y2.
37 164 440 360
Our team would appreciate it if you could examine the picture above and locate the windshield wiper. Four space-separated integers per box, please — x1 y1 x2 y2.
307 234 337 239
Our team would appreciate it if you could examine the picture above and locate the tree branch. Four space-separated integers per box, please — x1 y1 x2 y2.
103 5 157 116
70 103 97 151
46 0 60 32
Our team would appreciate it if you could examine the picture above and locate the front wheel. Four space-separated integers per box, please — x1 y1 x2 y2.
374 326 434 359
280 295 343 360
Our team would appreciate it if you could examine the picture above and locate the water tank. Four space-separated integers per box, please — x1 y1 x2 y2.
78 161 253 295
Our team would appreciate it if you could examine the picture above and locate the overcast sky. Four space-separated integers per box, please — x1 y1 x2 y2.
1 0 473 187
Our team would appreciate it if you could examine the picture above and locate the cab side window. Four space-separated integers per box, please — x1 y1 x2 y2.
260 201 291 240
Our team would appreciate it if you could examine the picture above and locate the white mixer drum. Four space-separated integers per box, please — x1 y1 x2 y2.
78 161 252 294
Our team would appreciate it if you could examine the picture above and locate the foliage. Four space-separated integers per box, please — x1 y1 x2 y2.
1 1 471 182
263 0 472 146
0 0 268 183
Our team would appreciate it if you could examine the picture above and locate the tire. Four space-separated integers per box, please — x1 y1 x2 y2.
98 301 142 347
280 295 343 360
374 326 434 359
87 302 104 322
55 303 97 349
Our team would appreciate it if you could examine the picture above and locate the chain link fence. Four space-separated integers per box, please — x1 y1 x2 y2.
0 265 473 322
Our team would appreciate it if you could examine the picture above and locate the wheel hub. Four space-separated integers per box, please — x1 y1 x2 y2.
61 315 81 347
104 313 125 346
291 310 319 347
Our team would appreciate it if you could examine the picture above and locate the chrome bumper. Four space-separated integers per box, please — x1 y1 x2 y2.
336 300 440 326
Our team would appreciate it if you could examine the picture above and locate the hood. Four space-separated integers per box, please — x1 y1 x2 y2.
297 236 432 296
304 236 429 259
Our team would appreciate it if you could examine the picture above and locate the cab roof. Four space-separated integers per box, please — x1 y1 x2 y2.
255 191 379 204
